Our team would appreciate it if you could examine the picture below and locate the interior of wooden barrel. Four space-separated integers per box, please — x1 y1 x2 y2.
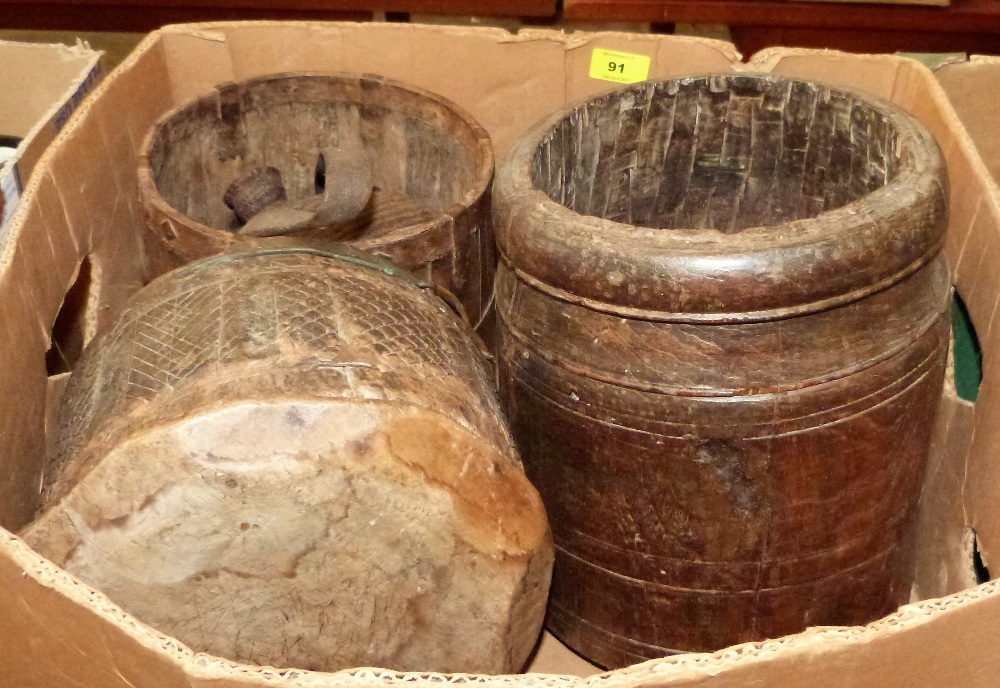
531 75 904 234
146 75 488 236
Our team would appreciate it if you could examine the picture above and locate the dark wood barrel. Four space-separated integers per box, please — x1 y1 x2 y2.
493 74 951 667
138 73 496 339
23 241 551 674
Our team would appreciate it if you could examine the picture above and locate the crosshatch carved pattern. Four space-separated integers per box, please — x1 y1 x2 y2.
52 251 510 488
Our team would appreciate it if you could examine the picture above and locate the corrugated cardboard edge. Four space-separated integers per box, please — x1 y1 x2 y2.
933 52 1000 594
0 33 149 267
0 22 741 241
4 22 1000 688
0 40 103 236
6 522 1000 687
0 40 104 176
759 47 1000 595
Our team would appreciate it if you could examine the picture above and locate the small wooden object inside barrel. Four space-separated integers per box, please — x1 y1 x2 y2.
23 242 552 674
493 73 951 667
138 73 496 338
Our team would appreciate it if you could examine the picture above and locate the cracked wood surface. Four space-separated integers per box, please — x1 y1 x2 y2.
493 74 950 667
138 73 497 341
22 247 552 674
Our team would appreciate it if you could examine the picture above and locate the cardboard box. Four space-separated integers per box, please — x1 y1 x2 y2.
936 56 1000 190
0 39 102 231
1 21 998 687
934 51 1000 574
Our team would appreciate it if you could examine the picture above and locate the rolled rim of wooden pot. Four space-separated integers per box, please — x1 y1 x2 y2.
494 73 948 324
137 72 494 264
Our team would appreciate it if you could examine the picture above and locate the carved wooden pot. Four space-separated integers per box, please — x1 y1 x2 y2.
23 242 552 674
138 73 496 337
493 74 950 667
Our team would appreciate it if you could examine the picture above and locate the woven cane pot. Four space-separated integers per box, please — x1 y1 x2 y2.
137 73 496 338
493 74 951 667
23 241 551 674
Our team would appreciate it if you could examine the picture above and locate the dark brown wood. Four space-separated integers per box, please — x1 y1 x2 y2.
224 166 287 223
566 0 1000 30
730 26 1000 57
0 0 549 10
566 0 1000 55
0 0 555 31
0 5 373 31
138 73 497 338
493 74 951 667
23 243 552 674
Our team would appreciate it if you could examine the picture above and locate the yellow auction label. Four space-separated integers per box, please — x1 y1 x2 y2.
589 48 651 85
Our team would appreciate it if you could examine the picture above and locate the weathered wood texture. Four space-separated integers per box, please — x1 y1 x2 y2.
493 74 951 667
138 74 497 338
22 244 552 674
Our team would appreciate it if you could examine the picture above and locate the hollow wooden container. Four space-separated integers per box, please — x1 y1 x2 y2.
22 242 552 674
137 73 496 337
493 74 951 667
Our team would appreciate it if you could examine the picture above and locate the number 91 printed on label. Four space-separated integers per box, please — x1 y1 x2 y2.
589 48 651 85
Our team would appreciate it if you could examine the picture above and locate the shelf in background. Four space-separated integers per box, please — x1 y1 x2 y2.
0 0 557 31
566 0 1000 55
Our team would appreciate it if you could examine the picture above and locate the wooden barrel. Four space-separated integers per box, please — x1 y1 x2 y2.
137 73 496 338
23 241 552 674
493 74 950 667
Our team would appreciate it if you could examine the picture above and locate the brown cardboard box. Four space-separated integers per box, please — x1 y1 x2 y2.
936 56 1000 189
0 39 102 231
933 50 1000 582
1 22 998 687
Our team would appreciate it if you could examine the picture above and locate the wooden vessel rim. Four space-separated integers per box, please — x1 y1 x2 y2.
136 71 495 258
494 72 947 319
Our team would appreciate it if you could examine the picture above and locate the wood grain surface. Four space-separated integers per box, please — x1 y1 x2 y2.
23 245 552 674
139 73 497 341
565 0 1000 54
564 0 1000 30
493 74 951 667
0 5 373 31
0 0 555 31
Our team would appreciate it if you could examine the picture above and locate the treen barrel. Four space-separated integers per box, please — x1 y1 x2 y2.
493 74 950 667
24 243 552 674
138 73 496 337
